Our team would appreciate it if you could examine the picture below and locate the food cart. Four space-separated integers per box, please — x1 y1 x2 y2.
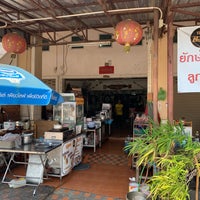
0 64 64 195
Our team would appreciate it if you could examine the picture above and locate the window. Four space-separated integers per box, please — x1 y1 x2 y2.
99 34 112 47
42 39 49 51
71 36 84 49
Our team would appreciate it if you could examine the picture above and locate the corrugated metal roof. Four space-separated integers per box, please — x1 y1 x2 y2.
0 0 200 46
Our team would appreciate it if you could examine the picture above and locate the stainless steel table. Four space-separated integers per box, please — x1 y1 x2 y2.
83 127 101 152
0 141 61 196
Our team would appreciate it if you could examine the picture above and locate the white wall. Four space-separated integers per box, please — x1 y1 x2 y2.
42 28 148 79
0 52 17 66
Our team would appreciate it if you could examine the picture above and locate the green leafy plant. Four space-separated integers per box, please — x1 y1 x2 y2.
125 120 200 200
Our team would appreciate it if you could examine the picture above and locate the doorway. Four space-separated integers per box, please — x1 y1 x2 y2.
63 78 147 137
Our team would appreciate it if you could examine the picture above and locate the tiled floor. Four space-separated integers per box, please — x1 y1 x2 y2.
1 124 135 199
45 126 134 199
50 125 134 198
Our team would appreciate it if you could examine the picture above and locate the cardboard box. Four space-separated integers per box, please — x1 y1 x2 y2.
35 120 57 138
44 131 64 140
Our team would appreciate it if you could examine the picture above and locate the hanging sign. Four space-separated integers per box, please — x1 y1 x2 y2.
99 66 114 74
177 26 200 93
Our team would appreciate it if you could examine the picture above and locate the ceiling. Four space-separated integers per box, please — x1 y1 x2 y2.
0 0 200 46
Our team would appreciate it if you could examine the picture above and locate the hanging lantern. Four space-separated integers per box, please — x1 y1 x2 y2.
115 19 143 52
2 32 27 54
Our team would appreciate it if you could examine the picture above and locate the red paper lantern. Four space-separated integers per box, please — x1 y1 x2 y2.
115 19 143 52
2 32 26 54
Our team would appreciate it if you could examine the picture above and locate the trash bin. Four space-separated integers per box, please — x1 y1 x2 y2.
126 191 147 200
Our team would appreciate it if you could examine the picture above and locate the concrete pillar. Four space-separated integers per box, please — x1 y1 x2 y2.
158 35 168 121
18 36 43 121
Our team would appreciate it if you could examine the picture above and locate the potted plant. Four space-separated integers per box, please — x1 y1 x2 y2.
125 120 200 200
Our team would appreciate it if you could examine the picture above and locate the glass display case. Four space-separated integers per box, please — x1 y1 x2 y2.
53 93 84 130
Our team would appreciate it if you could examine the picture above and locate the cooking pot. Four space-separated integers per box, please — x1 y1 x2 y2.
16 121 24 130
21 133 33 145
3 121 15 130
54 124 62 130
126 191 147 200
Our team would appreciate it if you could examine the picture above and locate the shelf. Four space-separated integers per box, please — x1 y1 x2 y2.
83 128 101 152
133 122 149 137
131 153 157 183
174 120 192 127
174 120 192 137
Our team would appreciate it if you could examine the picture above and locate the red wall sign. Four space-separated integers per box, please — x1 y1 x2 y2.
99 66 114 74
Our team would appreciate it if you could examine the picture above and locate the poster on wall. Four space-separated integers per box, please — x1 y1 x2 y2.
177 26 200 93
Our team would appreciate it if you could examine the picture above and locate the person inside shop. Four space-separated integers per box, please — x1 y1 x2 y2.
115 99 124 128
